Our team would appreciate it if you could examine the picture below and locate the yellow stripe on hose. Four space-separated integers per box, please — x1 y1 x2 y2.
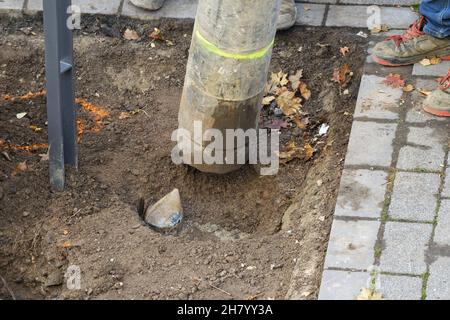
195 30 274 60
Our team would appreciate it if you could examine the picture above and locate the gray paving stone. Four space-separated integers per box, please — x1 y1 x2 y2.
326 5 418 29
340 0 419 5
444 164 450 198
354 74 402 120
318 270 372 300
295 3 326 27
122 0 198 20
27 0 121 14
0 0 23 11
406 78 449 123
434 200 450 246
397 127 447 171
412 61 450 77
344 121 397 167
297 0 337 4
323 220 380 270
335 169 388 219
427 257 450 300
389 172 441 222
380 221 432 274
378 274 423 300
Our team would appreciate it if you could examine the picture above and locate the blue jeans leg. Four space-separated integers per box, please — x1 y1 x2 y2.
420 0 450 38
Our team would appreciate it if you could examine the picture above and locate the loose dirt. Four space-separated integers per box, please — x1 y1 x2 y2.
0 14 367 300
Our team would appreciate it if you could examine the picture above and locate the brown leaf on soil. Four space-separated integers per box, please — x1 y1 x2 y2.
277 141 314 163
304 143 314 160
123 28 140 41
332 64 352 87
119 112 132 120
383 73 405 88
262 96 276 106
149 28 163 41
276 91 302 116
293 115 307 129
339 46 349 56
266 71 289 94
12 161 27 176
288 69 303 91
299 81 311 100
265 119 289 130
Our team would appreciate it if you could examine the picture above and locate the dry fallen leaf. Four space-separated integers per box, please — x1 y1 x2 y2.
299 81 311 100
277 141 314 163
30 125 43 132
123 28 140 41
339 46 349 56
357 288 383 300
62 241 73 249
332 64 353 87
420 57 441 66
276 91 302 116
12 161 27 177
262 96 276 106
293 115 307 129
430 57 441 65
420 58 431 66
149 27 163 41
383 73 405 88
403 84 415 92
369 24 390 33
265 119 289 130
119 112 132 120
288 69 303 91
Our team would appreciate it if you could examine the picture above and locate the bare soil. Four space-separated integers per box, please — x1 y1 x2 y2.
0 14 367 300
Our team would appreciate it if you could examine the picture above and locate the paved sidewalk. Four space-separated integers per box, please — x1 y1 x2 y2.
319 35 450 300
1 0 418 29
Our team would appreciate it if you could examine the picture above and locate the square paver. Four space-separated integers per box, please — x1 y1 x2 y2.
433 200 450 246
380 221 432 274
295 3 326 26
340 0 419 4
27 0 121 14
406 78 449 123
389 172 441 222
318 270 372 300
413 61 450 77
378 274 423 300
122 0 198 20
444 167 450 198
335 169 388 219
0 0 23 11
397 127 447 171
323 220 380 270
344 121 397 167
354 75 403 120
326 5 418 28
427 257 450 300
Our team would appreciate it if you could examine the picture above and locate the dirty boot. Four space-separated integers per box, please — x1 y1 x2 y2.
423 69 450 117
277 0 297 31
372 17 450 66
130 0 165 11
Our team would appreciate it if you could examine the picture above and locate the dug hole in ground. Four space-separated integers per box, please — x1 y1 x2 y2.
0 14 367 300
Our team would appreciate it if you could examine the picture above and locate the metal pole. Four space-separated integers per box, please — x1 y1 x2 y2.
43 0 77 191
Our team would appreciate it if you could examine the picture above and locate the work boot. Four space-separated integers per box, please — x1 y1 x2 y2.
423 69 450 117
130 0 165 11
372 17 450 66
277 0 297 31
